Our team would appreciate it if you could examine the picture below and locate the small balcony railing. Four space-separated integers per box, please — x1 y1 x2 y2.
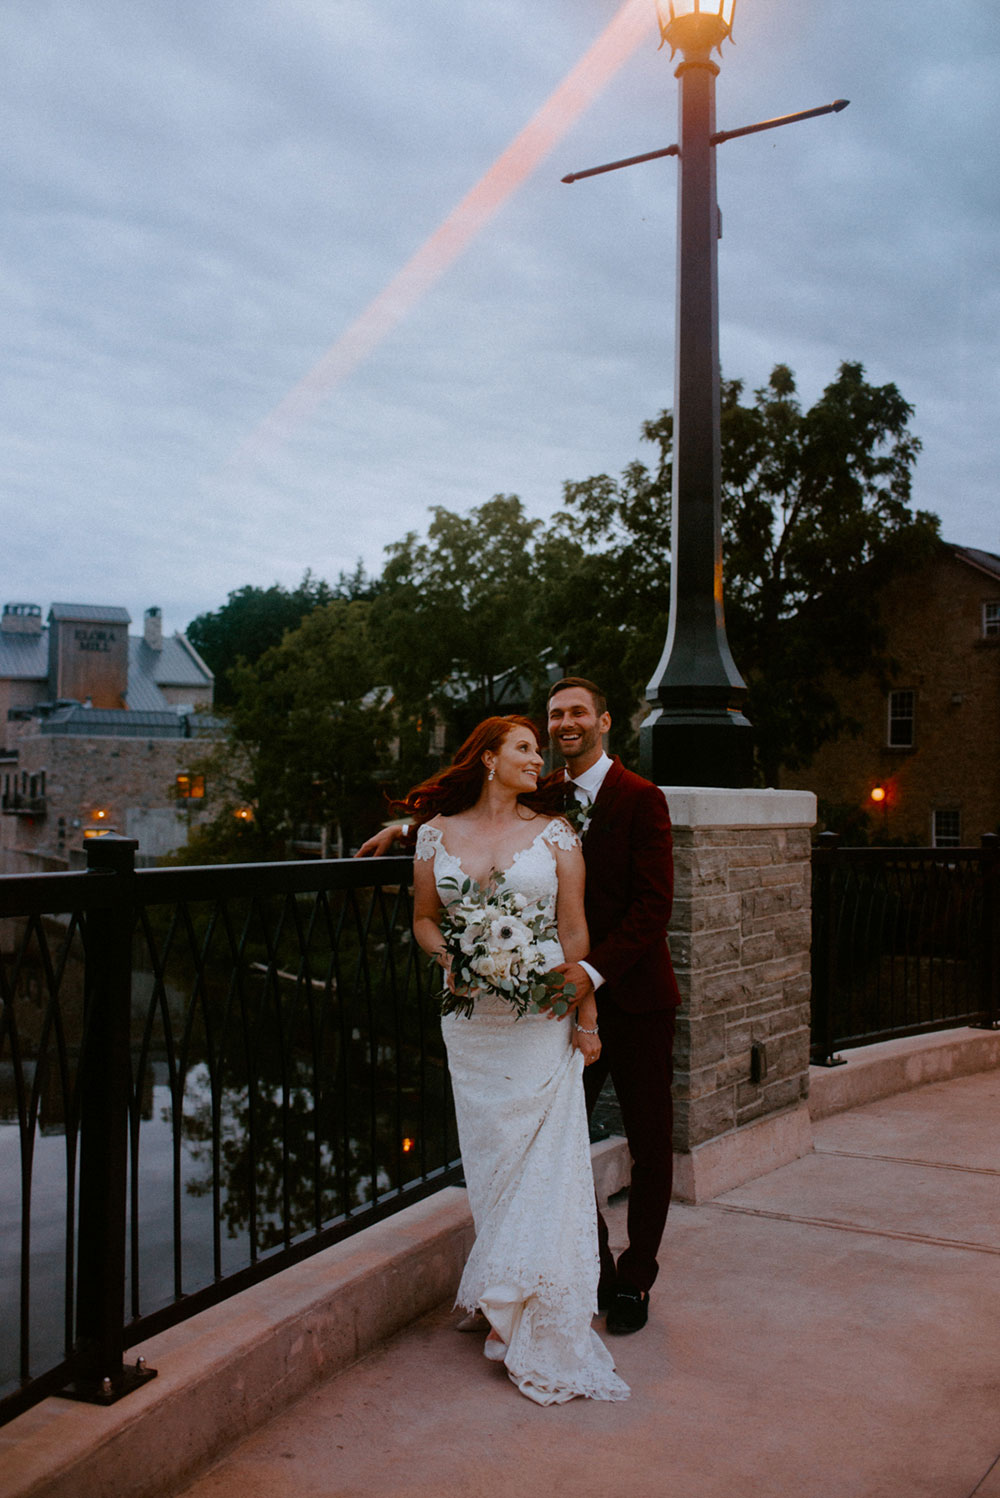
1 792 47 816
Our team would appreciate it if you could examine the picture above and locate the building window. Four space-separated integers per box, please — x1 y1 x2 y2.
933 810 961 848
984 602 1000 638
887 690 915 748
176 773 206 799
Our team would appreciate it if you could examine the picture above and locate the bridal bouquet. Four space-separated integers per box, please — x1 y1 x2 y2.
436 871 576 1020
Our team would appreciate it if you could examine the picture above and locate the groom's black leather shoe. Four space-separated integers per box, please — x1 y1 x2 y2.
605 1287 649 1335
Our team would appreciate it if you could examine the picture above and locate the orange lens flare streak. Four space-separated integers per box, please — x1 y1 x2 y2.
237 0 654 464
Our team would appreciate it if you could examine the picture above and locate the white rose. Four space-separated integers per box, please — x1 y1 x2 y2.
492 951 514 981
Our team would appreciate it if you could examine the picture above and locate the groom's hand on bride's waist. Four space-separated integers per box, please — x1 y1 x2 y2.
355 825 404 857
548 961 594 1015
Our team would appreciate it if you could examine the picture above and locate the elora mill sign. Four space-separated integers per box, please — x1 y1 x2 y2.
74 628 118 654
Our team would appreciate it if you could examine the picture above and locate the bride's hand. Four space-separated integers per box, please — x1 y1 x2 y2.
573 1025 601 1067
572 1000 601 1066
438 951 469 997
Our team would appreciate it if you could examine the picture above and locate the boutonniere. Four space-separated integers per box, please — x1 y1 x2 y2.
563 799 593 839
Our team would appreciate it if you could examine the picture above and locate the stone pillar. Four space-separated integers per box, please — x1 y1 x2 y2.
665 788 817 1201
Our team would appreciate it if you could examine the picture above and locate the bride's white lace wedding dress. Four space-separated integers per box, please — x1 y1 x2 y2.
416 817 629 1406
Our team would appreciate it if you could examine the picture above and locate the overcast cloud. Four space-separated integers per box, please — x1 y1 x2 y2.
2 0 997 636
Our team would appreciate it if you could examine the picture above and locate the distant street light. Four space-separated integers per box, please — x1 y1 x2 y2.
563 1 848 788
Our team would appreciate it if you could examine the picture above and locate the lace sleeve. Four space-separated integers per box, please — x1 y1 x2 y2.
541 817 581 853
414 824 443 862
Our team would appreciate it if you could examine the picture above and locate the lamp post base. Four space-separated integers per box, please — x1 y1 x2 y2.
639 708 755 788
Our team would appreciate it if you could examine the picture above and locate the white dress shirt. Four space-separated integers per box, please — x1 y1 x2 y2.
567 751 613 807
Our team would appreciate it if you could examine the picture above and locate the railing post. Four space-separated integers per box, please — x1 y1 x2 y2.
810 831 846 1067
976 833 1000 1031
64 833 156 1404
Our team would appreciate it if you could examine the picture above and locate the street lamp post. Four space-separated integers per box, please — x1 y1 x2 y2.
562 2 848 789
639 0 751 788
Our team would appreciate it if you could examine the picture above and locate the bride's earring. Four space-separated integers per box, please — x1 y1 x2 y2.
488 764 495 781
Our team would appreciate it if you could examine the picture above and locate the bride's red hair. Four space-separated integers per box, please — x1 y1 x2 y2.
394 715 563 823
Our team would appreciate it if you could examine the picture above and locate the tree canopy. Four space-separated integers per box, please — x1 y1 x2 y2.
183 360 939 856
187 565 375 706
176 599 390 862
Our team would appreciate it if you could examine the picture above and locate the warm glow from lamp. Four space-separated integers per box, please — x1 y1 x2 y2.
656 0 737 57
93 808 108 821
870 786 887 804
234 807 254 822
402 1137 416 1155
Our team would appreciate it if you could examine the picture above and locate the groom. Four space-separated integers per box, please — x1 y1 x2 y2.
546 677 679 1335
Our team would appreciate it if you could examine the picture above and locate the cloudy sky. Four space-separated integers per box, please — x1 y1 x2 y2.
3 0 997 638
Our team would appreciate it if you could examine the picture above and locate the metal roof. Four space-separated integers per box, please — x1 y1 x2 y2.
40 706 185 738
0 616 213 705
48 603 132 623
952 545 1000 583
0 631 48 680
146 635 214 688
123 637 214 711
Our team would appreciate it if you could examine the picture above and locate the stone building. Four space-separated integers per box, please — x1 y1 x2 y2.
0 602 217 872
780 544 1000 845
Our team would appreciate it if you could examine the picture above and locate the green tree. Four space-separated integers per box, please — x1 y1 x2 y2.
177 599 391 861
540 361 938 780
186 566 375 706
716 361 938 784
371 495 550 762
532 460 673 758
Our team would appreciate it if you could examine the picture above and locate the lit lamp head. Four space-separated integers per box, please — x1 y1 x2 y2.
870 785 887 805
656 0 737 62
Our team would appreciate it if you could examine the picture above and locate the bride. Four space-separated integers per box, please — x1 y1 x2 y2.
407 714 629 1405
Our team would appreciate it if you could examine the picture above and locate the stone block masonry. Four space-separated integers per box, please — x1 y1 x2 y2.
1 731 213 871
665 789 817 1202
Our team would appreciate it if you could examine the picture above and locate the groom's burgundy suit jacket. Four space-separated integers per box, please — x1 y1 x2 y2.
574 757 681 1015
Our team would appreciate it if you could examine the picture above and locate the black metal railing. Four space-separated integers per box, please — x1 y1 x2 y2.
811 833 1000 1065
0 837 460 1426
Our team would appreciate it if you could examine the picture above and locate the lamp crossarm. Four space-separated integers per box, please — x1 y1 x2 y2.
561 99 849 184
711 98 850 146
562 143 679 185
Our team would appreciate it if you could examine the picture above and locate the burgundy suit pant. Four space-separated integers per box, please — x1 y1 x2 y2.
583 1002 676 1294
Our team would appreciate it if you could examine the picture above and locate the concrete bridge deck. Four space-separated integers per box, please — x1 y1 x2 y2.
4 1029 1000 1498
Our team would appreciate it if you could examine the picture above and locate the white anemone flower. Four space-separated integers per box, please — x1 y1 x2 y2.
489 915 532 952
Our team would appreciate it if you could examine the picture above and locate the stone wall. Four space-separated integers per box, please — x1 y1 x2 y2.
665 788 817 1201
1 728 212 871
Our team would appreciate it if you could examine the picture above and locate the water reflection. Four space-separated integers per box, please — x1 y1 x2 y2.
1 889 457 1402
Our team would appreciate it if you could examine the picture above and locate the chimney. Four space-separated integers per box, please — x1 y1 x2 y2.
2 603 43 635
144 607 163 651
